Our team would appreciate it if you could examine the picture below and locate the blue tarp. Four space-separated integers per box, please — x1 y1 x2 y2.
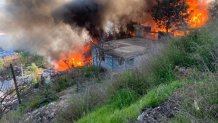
0 49 17 58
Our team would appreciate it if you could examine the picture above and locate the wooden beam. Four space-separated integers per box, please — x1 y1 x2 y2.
10 64 22 104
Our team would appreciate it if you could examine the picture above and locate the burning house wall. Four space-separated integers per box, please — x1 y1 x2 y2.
92 38 157 71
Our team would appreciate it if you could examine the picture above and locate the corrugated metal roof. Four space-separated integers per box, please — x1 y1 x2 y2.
0 50 17 58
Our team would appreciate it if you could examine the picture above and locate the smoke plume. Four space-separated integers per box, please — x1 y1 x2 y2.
1 0 91 60
55 0 147 36
0 0 152 60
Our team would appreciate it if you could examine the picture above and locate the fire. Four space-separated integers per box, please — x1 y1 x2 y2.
186 0 209 28
54 43 92 71
143 0 209 35
53 0 210 71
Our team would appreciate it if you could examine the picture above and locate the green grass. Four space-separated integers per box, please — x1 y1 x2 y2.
77 80 189 123
51 76 75 93
169 79 218 123
75 22 218 123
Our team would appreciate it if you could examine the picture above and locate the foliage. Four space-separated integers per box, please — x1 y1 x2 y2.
19 51 47 68
76 81 188 123
116 71 152 95
75 22 218 123
151 0 189 32
0 58 4 70
55 83 110 123
18 86 58 114
110 89 139 109
18 76 76 113
170 80 218 123
172 28 218 71
51 76 75 93
82 66 101 78
0 111 21 123
27 63 43 84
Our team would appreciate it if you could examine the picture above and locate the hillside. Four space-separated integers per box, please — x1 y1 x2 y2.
73 21 218 123
1 0 218 123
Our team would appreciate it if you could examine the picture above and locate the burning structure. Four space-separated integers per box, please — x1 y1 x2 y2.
92 38 161 71
0 0 211 71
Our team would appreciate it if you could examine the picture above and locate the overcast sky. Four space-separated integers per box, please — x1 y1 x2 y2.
0 0 5 7
0 0 6 37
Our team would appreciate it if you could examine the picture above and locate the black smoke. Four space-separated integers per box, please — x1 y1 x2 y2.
54 0 105 38
1 0 153 60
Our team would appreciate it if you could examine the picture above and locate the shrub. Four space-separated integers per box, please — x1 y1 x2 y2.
76 81 188 123
29 95 41 109
52 76 75 93
82 66 101 78
171 80 218 123
0 111 21 123
117 71 151 95
171 30 217 71
55 83 109 123
110 89 139 109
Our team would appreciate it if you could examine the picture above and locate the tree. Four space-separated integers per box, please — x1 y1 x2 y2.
0 58 4 70
151 0 189 33
27 63 43 85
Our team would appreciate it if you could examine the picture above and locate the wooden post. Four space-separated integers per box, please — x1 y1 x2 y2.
76 69 81 92
10 64 22 104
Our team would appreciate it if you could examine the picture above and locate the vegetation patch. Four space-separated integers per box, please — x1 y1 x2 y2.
169 79 218 123
75 22 218 123
77 81 188 123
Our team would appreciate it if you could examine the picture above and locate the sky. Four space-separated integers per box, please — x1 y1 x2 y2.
0 0 6 43
0 0 5 8
0 0 5 34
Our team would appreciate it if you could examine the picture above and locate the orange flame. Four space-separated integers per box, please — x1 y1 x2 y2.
143 0 209 36
186 0 209 28
54 43 92 71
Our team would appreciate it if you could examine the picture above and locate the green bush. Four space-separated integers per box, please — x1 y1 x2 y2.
29 95 41 109
41 85 58 104
149 52 176 85
82 66 102 79
171 30 217 71
0 111 21 123
76 81 188 123
117 71 151 95
110 89 139 109
147 26 218 85
55 82 111 123
52 77 75 93
170 80 218 123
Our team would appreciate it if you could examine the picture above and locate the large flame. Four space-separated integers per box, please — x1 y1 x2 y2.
54 43 92 71
144 0 209 34
186 0 209 28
